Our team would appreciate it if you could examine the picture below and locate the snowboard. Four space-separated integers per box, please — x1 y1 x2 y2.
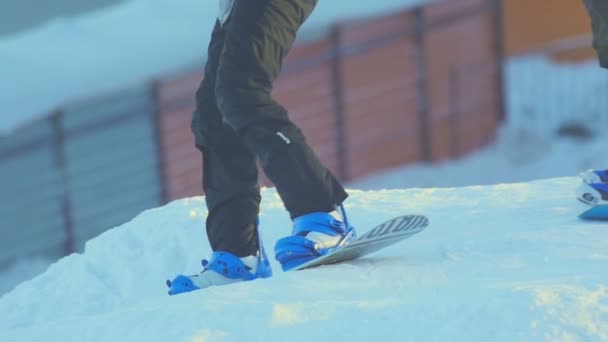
576 183 608 220
291 214 429 271
580 204 608 220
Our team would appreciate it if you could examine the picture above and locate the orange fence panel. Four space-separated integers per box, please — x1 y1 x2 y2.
425 0 501 161
339 11 422 180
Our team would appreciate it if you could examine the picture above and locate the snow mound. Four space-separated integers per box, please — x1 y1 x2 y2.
1 180 607 341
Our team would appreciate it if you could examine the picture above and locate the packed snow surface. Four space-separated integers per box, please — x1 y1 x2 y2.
1 180 607 341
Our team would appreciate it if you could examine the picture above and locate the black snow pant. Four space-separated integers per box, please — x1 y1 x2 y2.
190 0 348 257
584 0 608 68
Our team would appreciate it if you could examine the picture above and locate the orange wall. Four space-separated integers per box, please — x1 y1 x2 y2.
503 0 593 57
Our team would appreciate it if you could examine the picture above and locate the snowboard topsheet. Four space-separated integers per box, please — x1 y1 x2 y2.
292 214 429 271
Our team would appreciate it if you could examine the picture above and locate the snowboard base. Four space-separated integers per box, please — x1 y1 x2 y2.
580 204 608 220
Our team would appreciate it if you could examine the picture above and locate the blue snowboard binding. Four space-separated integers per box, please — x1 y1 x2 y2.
275 205 356 271
579 169 608 184
577 170 608 220
167 220 272 295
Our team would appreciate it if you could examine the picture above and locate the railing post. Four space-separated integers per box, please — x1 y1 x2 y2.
491 0 506 123
51 111 75 255
449 67 461 158
329 25 349 181
151 81 169 205
413 8 432 161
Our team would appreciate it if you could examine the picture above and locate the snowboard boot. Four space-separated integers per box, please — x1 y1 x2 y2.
167 222 272 295
577 181 608 207
579 169 608 184
576 172 608 220
274 205 356 271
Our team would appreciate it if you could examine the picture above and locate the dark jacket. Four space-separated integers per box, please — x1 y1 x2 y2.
584 0 608 68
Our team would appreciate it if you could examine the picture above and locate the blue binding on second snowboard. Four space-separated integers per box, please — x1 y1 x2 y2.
290 214 429 271
577 170 608 220
579 205 608 220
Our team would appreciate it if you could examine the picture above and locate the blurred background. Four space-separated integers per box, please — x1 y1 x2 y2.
1 0 606 294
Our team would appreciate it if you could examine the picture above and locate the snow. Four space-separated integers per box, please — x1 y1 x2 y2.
1 181 607 341
505 56 608 137
0 257 52 296
0 0 431 135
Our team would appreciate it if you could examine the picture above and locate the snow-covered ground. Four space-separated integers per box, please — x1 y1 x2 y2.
1 181 607 341
0 0 431 135
0 257 52 296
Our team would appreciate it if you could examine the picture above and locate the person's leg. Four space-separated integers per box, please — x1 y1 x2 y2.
215 0 348 219
191 20 261 257
168 1 350 292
